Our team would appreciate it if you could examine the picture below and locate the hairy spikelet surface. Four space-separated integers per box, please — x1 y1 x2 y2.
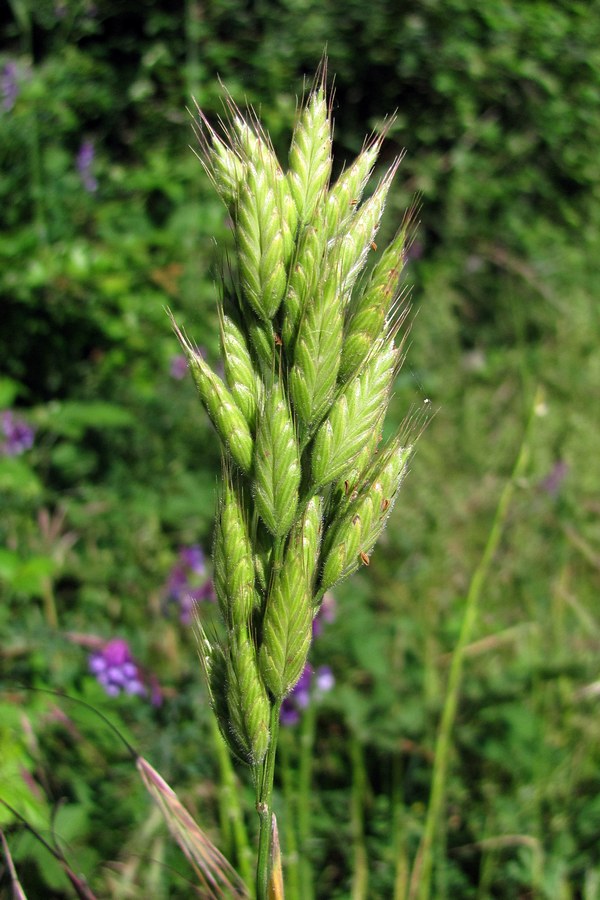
288 87 332 224
259 536 313 700
253 381 301 537
311 340 398 488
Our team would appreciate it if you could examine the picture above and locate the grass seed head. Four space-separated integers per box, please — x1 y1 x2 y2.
185 66 417 760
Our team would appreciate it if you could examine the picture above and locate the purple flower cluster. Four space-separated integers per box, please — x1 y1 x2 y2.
89 639 146 698
76 139 98 193
1 410 35 456
280 665 335 726
164 544 215 624
280 593 337 725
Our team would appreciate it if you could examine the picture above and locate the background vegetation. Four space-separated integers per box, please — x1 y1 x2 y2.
1 1 599 897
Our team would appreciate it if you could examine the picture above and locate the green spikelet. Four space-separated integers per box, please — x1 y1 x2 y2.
332 427 383 509
226 633 271 765
202 636 250 764
244 313 276 372
210 135 245 209
339 224 407 381
252 519 272 594
288 88 332 224
311 339 398 488
329 161 399 300
253 381 301 538
221 312 262 432
281 220 326 349
213 472 258 629
320 440 412 592
324 138 382 239
289 274 344 439
174 322 253 473
298 496 323 592
237 158 288 322
259 537 313 700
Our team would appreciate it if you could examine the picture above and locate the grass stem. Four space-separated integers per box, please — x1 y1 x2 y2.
410 387 542 900
255 701 281 900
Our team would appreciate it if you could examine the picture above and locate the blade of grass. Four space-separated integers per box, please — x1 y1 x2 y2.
409 386 543 900
350 733 368 900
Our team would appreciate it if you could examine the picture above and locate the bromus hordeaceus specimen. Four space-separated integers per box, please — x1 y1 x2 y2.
175 64 421 899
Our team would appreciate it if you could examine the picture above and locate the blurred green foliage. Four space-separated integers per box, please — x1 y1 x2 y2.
1 1 599 897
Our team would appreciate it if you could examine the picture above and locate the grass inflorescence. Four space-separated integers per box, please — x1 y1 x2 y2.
178 64 419 896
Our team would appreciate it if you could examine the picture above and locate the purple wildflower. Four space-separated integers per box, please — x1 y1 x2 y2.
1 411 34 456
76 140 98 193
1 62 19 112
89 639 146 698
539 460 568 497
312 591 337 638
280 664 335 726
164 544 215 624
169 354 188 380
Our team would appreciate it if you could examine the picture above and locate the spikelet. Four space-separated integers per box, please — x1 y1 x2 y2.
213 471 258 629
288 86 332 224
226 632 271 765
320 440 412 593
324 137 382 239
220 311 262 432
236 159 288 322
259 533 313 700
172 319 253 474
339 222 408 382
281 220 326 349
253 380 301 537
327 161 400 301
311 339 399 488
289 272 344 440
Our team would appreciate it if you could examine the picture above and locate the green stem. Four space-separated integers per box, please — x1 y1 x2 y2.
41 577 58 629
410 387 541 900
297 700 317 899
350 734 368 900
392 753 408 900
280 732 300 900
210 715 254 892
256 700 281 900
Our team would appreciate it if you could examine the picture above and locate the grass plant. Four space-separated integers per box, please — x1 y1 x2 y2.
177 63 418 897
